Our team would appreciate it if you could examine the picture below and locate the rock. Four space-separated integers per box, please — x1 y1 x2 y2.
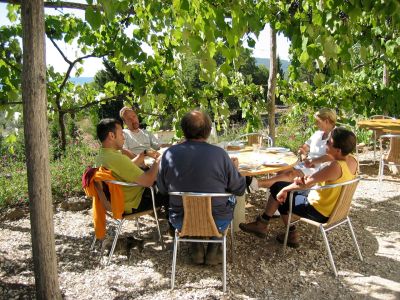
2 208 26 221
59 196 91 211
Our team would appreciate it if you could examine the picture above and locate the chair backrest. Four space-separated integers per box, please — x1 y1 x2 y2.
169 192 233 238
239 133 273 147
325 178 360 227
181 195 221 237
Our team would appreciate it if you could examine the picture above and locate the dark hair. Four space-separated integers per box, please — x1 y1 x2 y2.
331 127 356 155
181 110 212 140
96 118 122 142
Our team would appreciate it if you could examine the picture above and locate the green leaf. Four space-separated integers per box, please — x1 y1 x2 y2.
313 73 325 87
85 7 101 30
323 36 338 58
299 51 309 64
188 35 203 52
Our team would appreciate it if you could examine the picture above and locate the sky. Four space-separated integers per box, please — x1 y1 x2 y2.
0 3 290 77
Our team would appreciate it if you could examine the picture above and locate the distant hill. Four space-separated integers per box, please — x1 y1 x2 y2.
255 57 290 75
69 77 94 85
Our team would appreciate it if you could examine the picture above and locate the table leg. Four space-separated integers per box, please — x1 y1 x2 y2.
233 194 246 232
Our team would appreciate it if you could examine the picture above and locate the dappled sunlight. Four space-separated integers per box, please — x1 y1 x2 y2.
341 271 400 300
365 226 400 262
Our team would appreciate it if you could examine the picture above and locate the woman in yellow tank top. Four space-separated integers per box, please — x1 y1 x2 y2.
239 127 358 248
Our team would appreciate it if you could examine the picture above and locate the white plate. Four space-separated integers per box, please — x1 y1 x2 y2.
265 147 290 153
227 141 244 148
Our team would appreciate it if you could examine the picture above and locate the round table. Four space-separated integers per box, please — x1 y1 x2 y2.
227 147 298 231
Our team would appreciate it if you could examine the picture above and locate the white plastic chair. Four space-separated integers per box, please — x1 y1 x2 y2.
284 178 362 276
168 192 234 292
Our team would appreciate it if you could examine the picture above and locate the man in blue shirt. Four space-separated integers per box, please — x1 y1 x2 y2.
157 109 246 265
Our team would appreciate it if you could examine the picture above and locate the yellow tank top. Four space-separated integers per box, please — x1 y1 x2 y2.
308 156 357 217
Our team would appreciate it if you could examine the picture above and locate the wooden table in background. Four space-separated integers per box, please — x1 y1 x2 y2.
357 118 400 173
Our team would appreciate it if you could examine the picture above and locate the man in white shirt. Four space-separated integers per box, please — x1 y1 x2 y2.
119 107 166 159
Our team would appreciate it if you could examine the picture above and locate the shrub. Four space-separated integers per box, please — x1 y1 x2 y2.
0 140 97 208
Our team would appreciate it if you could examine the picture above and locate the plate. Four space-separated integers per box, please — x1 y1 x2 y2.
264 147 290 153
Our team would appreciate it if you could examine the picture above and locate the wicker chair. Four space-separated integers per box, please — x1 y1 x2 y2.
238 133 273 147
91 180 164 265
168 192 234 292
284 178 362 276
378 134 400 182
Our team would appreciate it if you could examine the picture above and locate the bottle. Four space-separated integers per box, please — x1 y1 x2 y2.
210 122 218 144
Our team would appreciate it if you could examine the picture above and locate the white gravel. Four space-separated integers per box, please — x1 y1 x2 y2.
1 152 400 299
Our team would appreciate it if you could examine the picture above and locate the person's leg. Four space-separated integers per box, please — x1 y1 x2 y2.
239 182 291 237
258 169 303 188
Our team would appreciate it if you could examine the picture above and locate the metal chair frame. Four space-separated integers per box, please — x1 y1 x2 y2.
91 180 164 265
168 192 234 293
284 178 363 277
378 134 400 182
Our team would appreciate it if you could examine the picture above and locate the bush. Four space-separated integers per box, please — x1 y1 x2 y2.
50 142 97 201
0 140 97 208
275 108 315 151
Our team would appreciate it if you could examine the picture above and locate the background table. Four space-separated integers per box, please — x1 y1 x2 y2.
227 147 298 231
357 119 400 167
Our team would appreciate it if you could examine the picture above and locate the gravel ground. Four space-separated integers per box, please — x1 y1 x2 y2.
1 151 400 299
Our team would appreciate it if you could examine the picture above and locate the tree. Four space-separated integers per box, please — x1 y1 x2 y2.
267 26 277 142
21 0 61 298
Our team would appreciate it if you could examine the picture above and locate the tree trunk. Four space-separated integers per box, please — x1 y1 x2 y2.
267 26 277 143
21 1 62 299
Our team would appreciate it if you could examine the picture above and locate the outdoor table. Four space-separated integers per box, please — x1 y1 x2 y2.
357 118 400 165
227 147 298 231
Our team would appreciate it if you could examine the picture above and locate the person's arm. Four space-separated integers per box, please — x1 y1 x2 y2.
226 156 246 196
276 161 342 203
121 148 136 159
134 156 161 187
304 153 334 168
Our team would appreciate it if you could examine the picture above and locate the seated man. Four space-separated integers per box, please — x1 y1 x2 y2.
96 118 167 215
240 127 357 248
157 109 247 265
119 106 168 159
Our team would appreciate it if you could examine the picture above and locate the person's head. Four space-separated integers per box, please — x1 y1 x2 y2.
314 108 336 132
181 109 212 140
326 127 356 156
119 106 140 131
96 118 125 149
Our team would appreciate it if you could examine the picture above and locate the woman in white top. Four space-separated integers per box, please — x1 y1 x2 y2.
258 108 337 188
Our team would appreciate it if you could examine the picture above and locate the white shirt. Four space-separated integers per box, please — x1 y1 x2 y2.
305 130 329 158
295 130 329 176
122 128 161 155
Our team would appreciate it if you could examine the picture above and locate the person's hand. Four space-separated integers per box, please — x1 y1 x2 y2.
144 149 160 159
293 176 304 186
230 157 239 169
276 189 287 204
132 152 145 166
303 158 314 168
